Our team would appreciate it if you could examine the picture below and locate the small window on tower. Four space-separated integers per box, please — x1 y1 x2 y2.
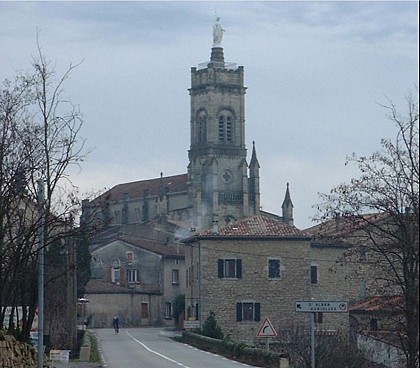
198 114 207 143
219 115 225 141
226 116 232 141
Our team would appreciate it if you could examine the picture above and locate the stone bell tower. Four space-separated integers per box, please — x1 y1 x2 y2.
187 18 260 229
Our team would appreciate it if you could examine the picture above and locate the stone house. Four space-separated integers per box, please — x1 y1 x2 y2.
85 232 185 328
349 295 407 368
182 214 352 344
306 215 416 367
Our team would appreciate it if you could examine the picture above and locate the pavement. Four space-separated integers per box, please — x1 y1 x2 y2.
47 362 102 368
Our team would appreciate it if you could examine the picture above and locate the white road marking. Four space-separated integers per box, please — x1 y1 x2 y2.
126 331 193 368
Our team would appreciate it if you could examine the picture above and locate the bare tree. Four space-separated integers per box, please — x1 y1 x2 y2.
275 324 374 368
315 90 419 368
0 37 88 349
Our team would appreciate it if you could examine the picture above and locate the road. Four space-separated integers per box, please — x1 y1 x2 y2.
93 327 258 368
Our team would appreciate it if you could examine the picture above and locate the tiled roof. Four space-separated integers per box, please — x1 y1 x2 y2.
92 173 188 203
305 213 387 238
197 214 310 238
118 234 185 259
349 294 404 313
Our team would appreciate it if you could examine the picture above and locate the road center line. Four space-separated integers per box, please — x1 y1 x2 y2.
126 331 192 368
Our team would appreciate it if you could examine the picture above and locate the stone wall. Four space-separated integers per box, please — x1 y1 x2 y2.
0 332 36 368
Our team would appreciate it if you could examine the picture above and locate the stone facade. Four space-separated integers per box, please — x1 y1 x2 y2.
85 234 185 328
183 215 352 344
188 48 259 229
85 289 161 327
0 332 36 368
81 174 191 229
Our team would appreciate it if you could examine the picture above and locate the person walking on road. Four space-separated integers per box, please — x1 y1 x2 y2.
112 315 119 334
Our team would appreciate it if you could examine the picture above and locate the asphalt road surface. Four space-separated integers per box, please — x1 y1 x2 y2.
94 327 259 368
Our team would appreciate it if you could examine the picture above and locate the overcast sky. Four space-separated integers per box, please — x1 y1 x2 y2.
1 1 418 229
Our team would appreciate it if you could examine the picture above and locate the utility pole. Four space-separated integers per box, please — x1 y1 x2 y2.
311 312 316 368
37 178 45 368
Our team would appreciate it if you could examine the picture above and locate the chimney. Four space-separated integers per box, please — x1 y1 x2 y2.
212 214 219 234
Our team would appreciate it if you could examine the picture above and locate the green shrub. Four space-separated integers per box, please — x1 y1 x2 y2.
200 310 224 340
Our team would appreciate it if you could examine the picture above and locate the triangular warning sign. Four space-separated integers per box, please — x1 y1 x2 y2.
256 317 277 337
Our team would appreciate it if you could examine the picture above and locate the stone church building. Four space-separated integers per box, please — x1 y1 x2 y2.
81 31 294 234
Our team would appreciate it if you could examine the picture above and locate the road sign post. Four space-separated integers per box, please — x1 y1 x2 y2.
295 301 348 368
295 300 348 313
256 317 277 351
183 320 200 329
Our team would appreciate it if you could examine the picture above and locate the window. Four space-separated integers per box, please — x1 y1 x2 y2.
310 264 318 284
195 302 199 320
165 302 173 319
218 259 242 278
218 111 234 143
126 251 133 262
369 318 378 331
172 269 180 284
268 258 281 279
198 113 207 143
236 302 260 322
126 269 139 283
226 116 232 141
141 303 149 319
218 116 225 141
359 280 367 299
315 312 323 324
358 245 367 261
112 267 120 283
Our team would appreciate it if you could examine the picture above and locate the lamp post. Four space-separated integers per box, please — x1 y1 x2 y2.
37 178 45 368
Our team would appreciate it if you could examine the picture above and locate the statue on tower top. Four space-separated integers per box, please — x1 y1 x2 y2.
213 16 225 47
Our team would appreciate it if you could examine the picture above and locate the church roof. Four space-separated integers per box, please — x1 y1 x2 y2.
186 214 310 240
92 173 188 203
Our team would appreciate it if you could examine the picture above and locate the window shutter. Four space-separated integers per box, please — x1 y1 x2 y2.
236 259 242 278
254 303 261 322
311 265 318 284
316 312 323 324
236 303 243 321
218 259 224 278
120 266 126 283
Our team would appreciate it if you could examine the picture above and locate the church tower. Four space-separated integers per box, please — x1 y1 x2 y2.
188 18 260 229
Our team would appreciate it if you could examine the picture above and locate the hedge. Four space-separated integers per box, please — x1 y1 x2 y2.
180 331 287 368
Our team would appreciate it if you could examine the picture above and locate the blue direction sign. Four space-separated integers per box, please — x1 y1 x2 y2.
295 301 348 313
